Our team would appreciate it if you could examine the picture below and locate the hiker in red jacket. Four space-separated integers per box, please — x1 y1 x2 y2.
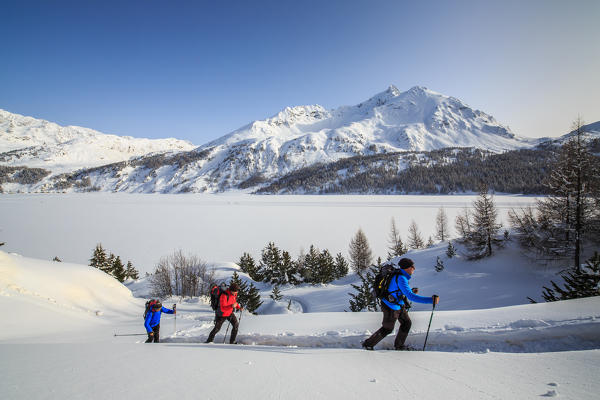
205 282 242 344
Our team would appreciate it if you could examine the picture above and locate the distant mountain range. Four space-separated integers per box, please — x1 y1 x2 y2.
0 109 195 171
1 86 598 194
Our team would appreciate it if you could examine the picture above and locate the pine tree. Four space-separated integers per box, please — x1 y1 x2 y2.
427 236 435 248
446 241 456 258
125 261 139 280
334 253 349 280
89 244 108 270
105 253 116 275
282 250 300 285
348 228 373 273
300 245 321 284
387 218 407 260
435 256 444 272
112 256 127 282
230 271 249 306
435 207 450 241
541 252 600 301
348 266 378 312
318 249 336 283
259 242 284 284
245 282 263 314
239 252 261 281
407 220 425 249
53 256 62 262
270 285 283 301
537 117 600 270
471 186 502 257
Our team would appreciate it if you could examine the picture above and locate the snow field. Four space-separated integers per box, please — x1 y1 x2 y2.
0 193 540 276
1 192 600 399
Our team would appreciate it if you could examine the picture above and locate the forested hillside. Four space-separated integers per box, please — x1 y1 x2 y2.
257 146 562 195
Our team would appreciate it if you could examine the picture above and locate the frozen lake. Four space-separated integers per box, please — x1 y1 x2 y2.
0 193 539 274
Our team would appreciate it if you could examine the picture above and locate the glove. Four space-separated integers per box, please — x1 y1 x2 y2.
432 295 440 305
148 331 154 336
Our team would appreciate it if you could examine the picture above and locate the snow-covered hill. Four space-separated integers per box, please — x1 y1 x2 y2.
1 249 599 399
0 109 196 172
1 86 542 193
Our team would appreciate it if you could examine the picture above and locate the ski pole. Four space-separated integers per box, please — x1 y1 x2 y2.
422 295 438 351
114 333 148 337
173 304 177 333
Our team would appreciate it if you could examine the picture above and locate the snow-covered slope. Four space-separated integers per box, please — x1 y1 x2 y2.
1 249 599 399
0 109 196 172
0 250 140 341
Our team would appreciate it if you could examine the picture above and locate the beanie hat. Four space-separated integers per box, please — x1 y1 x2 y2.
398 258 414 269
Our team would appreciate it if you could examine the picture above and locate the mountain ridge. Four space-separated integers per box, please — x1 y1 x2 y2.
0 109 196 172
1 86 596 193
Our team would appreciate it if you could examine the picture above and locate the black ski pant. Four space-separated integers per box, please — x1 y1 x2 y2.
206 313 239 344
363 303 411 349
145 324 160 343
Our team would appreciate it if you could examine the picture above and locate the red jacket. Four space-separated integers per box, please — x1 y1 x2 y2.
218 290 240 317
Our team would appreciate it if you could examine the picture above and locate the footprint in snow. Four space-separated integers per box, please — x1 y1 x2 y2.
541 389 558 397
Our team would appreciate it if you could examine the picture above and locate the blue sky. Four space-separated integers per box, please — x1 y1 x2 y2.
2 0 599 144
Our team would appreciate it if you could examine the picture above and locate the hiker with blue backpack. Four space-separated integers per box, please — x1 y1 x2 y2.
144 300 176 343
362 257 439 351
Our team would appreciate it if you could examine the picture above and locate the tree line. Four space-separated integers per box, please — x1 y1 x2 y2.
238 242 349 286
89 244 139 283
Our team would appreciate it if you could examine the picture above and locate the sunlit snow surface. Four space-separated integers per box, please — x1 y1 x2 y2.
1 194 599 399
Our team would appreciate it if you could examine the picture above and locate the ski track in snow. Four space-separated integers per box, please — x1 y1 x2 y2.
164 311 600 353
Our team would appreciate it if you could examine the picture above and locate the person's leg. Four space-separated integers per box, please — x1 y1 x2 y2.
394 308 412 349
362 304 399 349
228 313 240 344
153 324 160 343
206 317 225 343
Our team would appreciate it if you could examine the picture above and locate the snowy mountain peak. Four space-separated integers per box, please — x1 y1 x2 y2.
269 104 330 125
407 85 429 94
387 84 401 96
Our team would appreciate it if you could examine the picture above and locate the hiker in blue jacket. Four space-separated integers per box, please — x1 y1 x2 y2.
144 301 175 343
362 258 439 350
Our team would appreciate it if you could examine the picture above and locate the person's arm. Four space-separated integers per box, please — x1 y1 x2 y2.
144 312 153 332
397 276 433 304
161 306 174 314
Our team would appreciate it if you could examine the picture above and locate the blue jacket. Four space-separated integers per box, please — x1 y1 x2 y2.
382 269 433 310
144 306 174 333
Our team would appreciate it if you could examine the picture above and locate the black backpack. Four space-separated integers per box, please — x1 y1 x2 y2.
143 299 159 319
210 284 227 311
373 264 409 307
